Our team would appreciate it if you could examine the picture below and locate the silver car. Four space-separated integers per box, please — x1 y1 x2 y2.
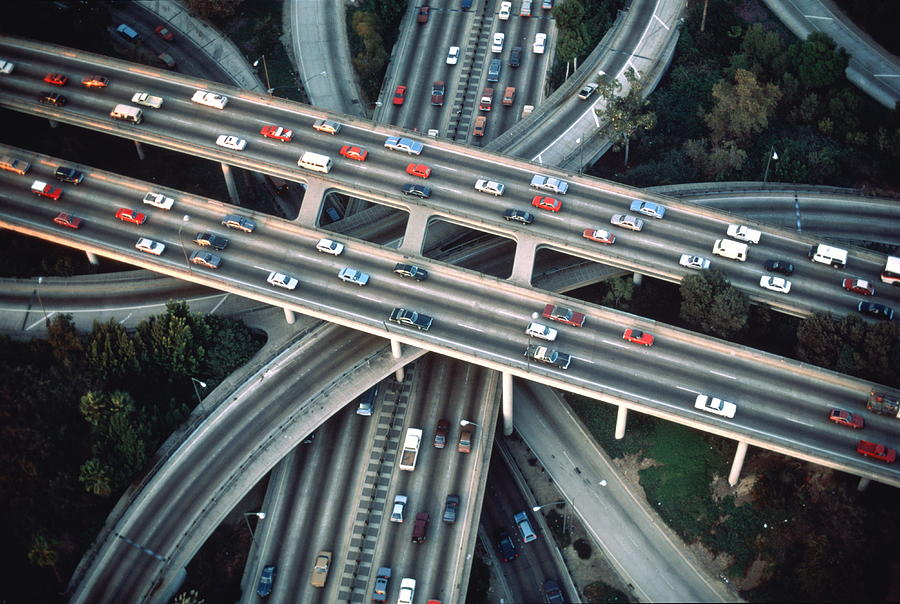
610 213 644 231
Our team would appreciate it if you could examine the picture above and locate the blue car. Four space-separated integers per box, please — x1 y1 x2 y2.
629 199 666 219
257 565 276 597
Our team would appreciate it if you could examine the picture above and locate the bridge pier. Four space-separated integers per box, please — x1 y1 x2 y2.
614 405 628 439
296 179 326 225
399 207 430 255
85 251 99 265
133 140 145 160
632 272 643 286
509 237 540 287
390 339 405 381
501 371 513 435
220 163 240 205
282 307 295 325
728 440 749 486
857 477 870 492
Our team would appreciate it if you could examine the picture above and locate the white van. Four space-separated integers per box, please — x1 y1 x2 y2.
297 151 333 174
110 104 143 124
712 239 748 262
808 243 847 268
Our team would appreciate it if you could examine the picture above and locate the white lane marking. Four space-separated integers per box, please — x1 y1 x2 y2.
460 324 485 333
786 417 815 427
573 357 595 364
209 294 229 314
709 370 736 380
675 385 696 393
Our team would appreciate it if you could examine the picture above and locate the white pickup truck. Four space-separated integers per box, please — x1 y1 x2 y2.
726 224 761 244
131 92 163 109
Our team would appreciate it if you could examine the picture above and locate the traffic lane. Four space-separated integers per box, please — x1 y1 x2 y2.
514 382 718 602
89 330 381 602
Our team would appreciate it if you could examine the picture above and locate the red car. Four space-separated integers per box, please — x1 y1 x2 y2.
339 145 368 161
857 440 896 463
623 328 654 346
115 207 147 225
31 181 62 200
392 85 407 105
81 75 109 88
828 409 864 429
260 125 294 141
532 195 562 212
155 25 175 41
53 212 82 229
406 163 431 179
416 6 430 23
583 228 615 245
542 303 586 327
43 73 68 86
842 278 875 296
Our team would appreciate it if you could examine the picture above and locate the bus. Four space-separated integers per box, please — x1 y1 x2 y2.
882 256 900 286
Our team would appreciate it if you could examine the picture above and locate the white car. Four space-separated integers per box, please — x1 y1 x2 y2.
679 254 710 270
143 191 174 210
759 275 791 293
398 578 416 604
532 32 547 54
0 60 14 74
267 271 299 290
135 237 165 256
191 90 228 109
390 494 407 523
726 223 761 244
338 267 369 286
694 394 736 418
131 92 163 108
525 322 557 341
316 238 344 255
499 1 512 19
446 46 461 65
216 135 246 151
491 32 505 53
474 179 505 196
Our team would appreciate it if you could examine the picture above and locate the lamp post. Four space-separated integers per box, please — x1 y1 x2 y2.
532 500 566 512
190 377 207 405
763 146 778 184
252 56 271 93
178 214 191 271
304 70 327 91
243 512 266 540
36 276 49 323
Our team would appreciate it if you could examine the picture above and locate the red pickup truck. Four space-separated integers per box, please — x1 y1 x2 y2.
542 304 586 327
856 440 896 463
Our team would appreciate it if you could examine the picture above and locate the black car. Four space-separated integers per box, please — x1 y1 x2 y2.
764 259 794 276
497 531 518 562
55 166 84 184
503 209 534 224
543 578 565 603
401 183 431 198
509 46 522 67
193 231 229 250
394 263 428 281
257 565 276 597
858 301 894 320
443 494 459 523
38 91 67 106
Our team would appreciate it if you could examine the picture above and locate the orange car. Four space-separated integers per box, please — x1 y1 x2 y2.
43 73 68 86
406 163 431 179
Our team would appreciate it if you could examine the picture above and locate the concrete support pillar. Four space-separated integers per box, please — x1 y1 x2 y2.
134 140 145 160
390 339 404 381
501 371 514 435
728 440 749 486
857 477 870 492
48 119 58 128
85 251 99 265
632 272 643 286
220 163 240 205
399 207 430 255
614 404 628 439
282 308 295 324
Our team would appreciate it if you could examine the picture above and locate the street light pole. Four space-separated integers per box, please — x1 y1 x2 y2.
178 214 191 272
243 512 266 540
532 499 566 512
253 56 271 93
190 377 207 405
763 146 778 184
460 419 479 428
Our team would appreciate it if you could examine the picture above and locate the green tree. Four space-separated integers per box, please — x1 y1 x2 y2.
788 31 849 90
736 23 784 76
27 534 63 585
683 138 747 180
796 311 840 368
601 277 634 310
78 458 112 496
705 69 782 143
594 68 657 165
184 0 243 19
45 313 83 369
79 390 108 427
135 301 210 382
679 270 749 339
88 319 138 386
